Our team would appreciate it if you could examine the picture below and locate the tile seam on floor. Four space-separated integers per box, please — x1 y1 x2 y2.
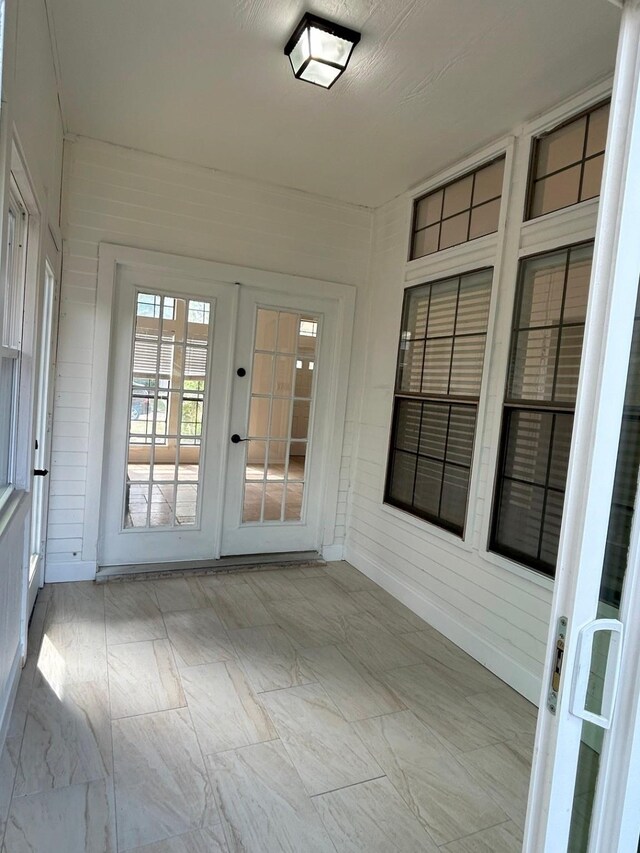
180 652 280 762
175 635 250 850
253 679 320 695
118 822 226 853
102 596 119 853
308 773 388 798
435 816 521 848
449 741 531 830
199 735 281 761
377 678 510 763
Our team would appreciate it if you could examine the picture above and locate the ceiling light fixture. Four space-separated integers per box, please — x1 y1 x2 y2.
284 13 361 89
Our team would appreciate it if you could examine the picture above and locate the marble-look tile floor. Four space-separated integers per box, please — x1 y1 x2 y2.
0 561 536 853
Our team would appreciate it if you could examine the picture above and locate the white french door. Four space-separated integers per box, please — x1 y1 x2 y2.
100 267 236 565
99 258 352 567
524 3 640 851
221 288 340 555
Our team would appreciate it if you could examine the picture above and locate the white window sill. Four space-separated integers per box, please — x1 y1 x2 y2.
479 546 555 594
380 500 475 554
380 498 554 593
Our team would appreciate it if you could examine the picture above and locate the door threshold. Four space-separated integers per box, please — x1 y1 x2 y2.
95 551 324 582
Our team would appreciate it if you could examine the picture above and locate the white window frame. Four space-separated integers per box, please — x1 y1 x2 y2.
0 178 27 511
380 136 513 549
473 81 611 587
381 78 614 592
481 85 612 585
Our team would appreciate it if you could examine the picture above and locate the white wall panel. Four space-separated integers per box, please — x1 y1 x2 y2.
54 137 372 572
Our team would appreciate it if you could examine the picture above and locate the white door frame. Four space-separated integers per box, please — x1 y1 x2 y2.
28 230 61 602
86 244 356 570
524 1 640 850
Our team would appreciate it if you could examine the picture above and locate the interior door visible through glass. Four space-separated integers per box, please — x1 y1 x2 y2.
124 292 211 531
242 308 318 525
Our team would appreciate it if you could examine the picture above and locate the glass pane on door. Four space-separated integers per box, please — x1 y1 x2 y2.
242 308 318 524
124 292 211 530
567 291 640 850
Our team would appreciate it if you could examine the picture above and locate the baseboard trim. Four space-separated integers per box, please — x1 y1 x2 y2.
344 543 542 706
322 544 344 561
45 560 97 583
0 644 22 753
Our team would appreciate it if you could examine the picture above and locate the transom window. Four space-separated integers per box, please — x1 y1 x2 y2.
527 101 610 219
490 243 594 574
385 268 493 535
410 158 505 260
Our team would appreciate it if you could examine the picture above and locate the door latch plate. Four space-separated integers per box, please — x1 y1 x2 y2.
547 615 568 714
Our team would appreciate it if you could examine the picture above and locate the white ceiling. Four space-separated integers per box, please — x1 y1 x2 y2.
49 0 620 207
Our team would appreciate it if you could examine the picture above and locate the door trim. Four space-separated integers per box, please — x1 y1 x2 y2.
86 244 356 573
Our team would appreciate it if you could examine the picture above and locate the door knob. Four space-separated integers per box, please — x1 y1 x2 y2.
33 469 49 477
231 434 249 444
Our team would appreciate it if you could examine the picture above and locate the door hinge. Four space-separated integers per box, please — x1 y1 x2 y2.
547 615 568 714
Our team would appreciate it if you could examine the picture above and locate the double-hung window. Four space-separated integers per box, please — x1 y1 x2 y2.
1 185 27 505
385 268 493 535
490 243 593 574
488 99 610 578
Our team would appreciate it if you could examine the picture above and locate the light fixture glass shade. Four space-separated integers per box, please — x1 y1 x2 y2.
309 26 352 68
289 30 310 74
284 13 361 89
299 60 342 88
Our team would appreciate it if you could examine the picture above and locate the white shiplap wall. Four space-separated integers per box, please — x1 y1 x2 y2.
0 0 64 746
49 136 372 579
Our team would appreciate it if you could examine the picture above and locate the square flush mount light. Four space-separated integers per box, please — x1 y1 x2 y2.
284 13 361 89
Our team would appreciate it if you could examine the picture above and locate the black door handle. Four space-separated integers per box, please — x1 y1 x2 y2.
231 434 249 444
33 469 49 477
